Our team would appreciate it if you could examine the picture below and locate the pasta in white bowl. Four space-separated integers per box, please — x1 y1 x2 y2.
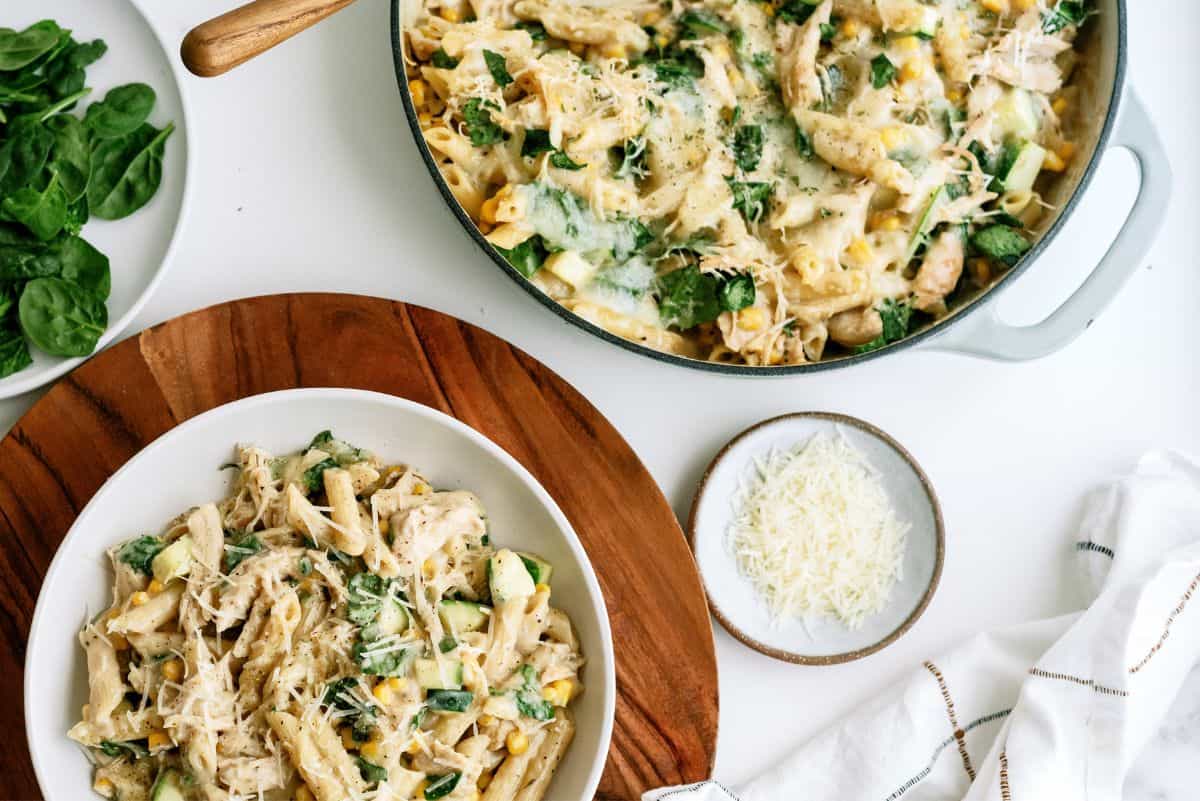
25 389 614 801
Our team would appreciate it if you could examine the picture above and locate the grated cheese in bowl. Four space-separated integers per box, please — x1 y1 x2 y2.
727 431 909 631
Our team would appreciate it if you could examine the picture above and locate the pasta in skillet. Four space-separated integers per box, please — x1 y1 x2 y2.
70 432 583 801
402 0 1093 363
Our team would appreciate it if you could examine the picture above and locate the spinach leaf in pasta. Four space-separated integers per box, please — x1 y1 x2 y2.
461 98 504 146
99 739 149 760
679 10 729 37
776 0 822 25
657 264 721 330
482 49 513 87
347 572 390 626
520 128 554 158
514 664 555 721
514 21 547 41
732 124 763 172
548 150 585 170
494 234 548 278
424 773 462 800
1042 1 1092 33
718 273 756 312
430 48 459 69
854 299 915 354
724 177 772 222
322 677 378 741
117 535 165 575
613 135 648 180
970 224 1031 266
870 53 896 89
224 533 261 572
356 757 387 785
302 457 337 493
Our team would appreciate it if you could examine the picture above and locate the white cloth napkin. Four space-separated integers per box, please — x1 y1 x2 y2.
646 451 1200 801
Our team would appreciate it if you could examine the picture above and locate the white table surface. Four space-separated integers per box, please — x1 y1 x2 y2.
4 0 1198 794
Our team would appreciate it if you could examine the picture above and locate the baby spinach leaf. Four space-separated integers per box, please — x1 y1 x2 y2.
87 121 174 220
0 21 64 72
970 224 1030 266
426 689 472 712
793 121 814 159
679 10 728 37
356 757 388 785
40 37 107 102
776 0 822 24
430 48 459 69
494 234 547 278
0 326 32 378
116 535 165 575
2 171 68 241
84 82 155 139
870 53 896 89
58 236 110 299
424 773 461 800
657 264 721 330
514 664 555 720
347 572 390 626
483 49 513 87
44 114 90 201
224 533 261 572
514 21 547 41
854 299 914 353
0 116 54 197
732 124 763 172
724 177 772 222
1043 1 1091 33
461 98 503 146
548 150 584 170
302 456 337 493
99 739 149 760
718 273 756 312
17 275 106 356
520 128 554 158
63 194 87 235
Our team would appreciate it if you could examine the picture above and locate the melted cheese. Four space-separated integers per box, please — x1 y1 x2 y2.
728 431 909 630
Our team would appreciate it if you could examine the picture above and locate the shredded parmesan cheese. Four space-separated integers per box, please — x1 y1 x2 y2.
728 431 909 630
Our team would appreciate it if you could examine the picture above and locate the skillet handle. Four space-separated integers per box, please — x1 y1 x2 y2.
927 88 1172 361
181 0 356 77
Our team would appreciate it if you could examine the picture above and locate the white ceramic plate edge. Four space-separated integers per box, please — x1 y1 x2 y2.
24 388 616 800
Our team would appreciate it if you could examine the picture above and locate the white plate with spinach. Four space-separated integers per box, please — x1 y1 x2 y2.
0 0 190 398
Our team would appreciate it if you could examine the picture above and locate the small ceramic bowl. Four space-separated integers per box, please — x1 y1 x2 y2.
688 412 944 665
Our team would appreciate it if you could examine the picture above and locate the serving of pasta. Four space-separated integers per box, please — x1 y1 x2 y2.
69 431 583 801
403 0 1092 364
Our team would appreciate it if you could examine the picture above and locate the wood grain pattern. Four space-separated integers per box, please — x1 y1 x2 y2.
182 0 356 77
0 293 718 800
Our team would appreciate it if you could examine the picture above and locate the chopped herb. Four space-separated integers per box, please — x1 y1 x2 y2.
224 534 261 572
549 150 585 170
356 757 388 785
776 0 822 25
424 773 462 800
1042 1 1091 33
732 125 763 172
347 572 390 626
679 10 728 38
724 177 773 222
520 129 554 158
653 51 704 88
870 53 896 89
462 98 504 146
793 123 813 159
514 664 555 720
970 224 1030 266
322 677 378 741
430 48 459 69
718 273 756 312
99 739 149 759
494 234 548 278
482 49 513 87
116 536 164 575
854 299 915 353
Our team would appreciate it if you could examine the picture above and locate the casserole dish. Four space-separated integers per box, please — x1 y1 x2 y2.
391 0 1170 371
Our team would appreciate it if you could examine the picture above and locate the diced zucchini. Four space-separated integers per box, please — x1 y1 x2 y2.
415 658 463 690
518 552 553 585
999 140 1047 194
151 536 193 584
543 250 597 290
489 549 536 603
150 770 186 801
439 600 490 634
426 689 473 712
377 598 409 637
993 88 1040 142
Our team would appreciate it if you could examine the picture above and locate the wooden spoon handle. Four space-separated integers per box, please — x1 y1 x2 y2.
181 0 356 77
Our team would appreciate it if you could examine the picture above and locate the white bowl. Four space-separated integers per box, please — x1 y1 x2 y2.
688 412 944 664
0 0 193 398
25 388 615 799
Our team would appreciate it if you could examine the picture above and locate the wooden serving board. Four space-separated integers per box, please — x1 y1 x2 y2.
0 293 718 800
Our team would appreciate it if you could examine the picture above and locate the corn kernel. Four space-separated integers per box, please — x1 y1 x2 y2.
896 35 921 53
981 0 1008 14
1056 141 1077 162
899 59 925 83
506 730 529 755
946 88 963 104
130 591 150 607
879 126 907 151
477 772 493 790
737 307 767 331
847 238 874 263
542 678 573 706
94 777 116 798
373 683 395 705
840 19 859 37
147 730 172 751
148 579 165 594
602 43 626 60
535 583 551 595
161 658 184 682
763 3 775 16
959 24 971 40
1042 150 1066 172
440 7 461 22
1013 0 1036 9
471 793 482 801
641 9 662 26
359 739 381 760
341 727 358 750
567 41 585 56
409 79 427 107
654 34 670 49
871 211 902 232
406 738 423 754
1052 96 1069 115
422 559 436 579
295 786 316 801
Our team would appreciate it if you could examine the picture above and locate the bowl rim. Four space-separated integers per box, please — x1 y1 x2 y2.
0 0 196 399
685 411 945 665
389 0 1127 375
24 387 616 800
